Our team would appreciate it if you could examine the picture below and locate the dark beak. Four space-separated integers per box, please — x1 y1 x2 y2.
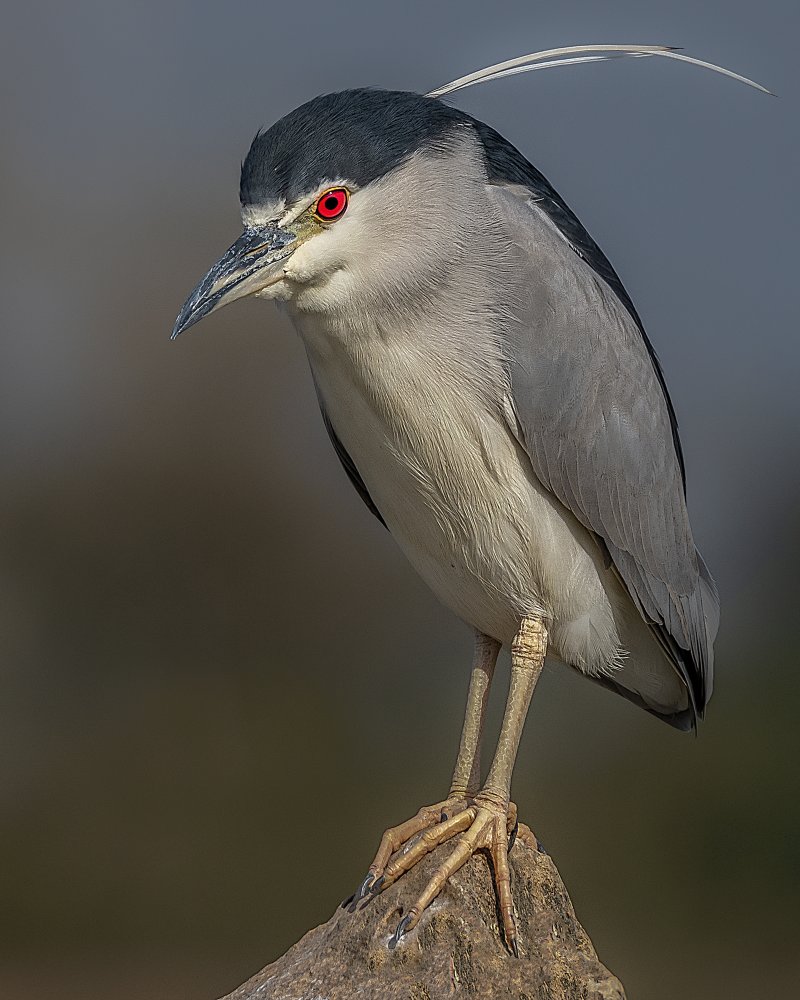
171 224 297 339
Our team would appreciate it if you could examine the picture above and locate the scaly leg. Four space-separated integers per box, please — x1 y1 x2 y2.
347 631 500 907
390 616 547 955
449 631 501 800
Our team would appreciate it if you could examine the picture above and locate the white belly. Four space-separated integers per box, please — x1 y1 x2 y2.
301 329 631 674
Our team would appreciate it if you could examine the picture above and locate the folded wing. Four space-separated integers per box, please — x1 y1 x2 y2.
487 156 718 723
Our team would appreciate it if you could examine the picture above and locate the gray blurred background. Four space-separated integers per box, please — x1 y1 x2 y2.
1 2 797 998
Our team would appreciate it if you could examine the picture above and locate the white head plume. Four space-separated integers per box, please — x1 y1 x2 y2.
426 43 771 98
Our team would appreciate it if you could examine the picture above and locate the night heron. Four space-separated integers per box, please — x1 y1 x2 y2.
173 44 766 954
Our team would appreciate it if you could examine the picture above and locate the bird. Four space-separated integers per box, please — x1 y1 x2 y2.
173 44 766 955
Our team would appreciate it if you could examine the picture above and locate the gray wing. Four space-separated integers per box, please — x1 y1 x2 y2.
490 181 719 721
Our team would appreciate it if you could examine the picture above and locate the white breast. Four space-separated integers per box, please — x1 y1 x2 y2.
297 314 628 672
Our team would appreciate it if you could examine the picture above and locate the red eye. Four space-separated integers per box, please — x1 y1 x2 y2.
315 187 349 221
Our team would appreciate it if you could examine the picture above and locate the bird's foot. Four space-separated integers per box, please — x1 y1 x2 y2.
351 794 538 954
347 795 471 908
386 794 523 953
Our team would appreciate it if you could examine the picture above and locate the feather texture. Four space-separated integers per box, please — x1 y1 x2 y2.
490 182 719 717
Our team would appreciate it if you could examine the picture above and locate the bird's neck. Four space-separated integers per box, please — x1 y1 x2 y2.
291 266 509 420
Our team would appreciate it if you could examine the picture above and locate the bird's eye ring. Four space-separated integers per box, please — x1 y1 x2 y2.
314 187 349 222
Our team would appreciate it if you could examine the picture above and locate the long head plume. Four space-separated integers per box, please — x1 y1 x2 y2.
426 43 772 98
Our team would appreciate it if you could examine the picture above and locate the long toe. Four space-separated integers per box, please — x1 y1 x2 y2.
390 800 519 949
357 795 473 901
380 807 477 890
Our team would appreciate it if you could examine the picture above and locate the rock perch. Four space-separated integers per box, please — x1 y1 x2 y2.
221 838 626 1000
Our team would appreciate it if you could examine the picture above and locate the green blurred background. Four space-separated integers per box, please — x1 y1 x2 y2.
1 2 797 998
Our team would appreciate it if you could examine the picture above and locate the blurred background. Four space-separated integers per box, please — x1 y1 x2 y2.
1 2 797 998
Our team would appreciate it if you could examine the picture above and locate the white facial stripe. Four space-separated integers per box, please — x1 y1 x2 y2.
241 199 286 228
242 180 357 230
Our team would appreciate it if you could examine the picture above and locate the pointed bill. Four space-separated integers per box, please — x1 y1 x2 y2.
172 224 297 339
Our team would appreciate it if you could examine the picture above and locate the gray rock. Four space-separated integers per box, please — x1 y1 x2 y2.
222 841 626 1000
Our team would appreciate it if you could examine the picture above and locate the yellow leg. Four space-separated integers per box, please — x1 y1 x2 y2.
391 617 547 955
347 632 499 907
481 616 546 807
449 632 501 798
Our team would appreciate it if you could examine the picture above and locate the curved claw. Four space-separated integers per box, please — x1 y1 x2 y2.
507 818 519 853
351 797 537 950
351 796 474 905
347 873 375 912
390 801 523 950
388 913 412 949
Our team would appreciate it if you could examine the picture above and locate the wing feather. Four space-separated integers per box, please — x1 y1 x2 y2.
317 401 386 528
489 179 718 718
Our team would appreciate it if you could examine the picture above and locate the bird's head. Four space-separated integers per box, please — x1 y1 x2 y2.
172 88 490 338
173 51 767 339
